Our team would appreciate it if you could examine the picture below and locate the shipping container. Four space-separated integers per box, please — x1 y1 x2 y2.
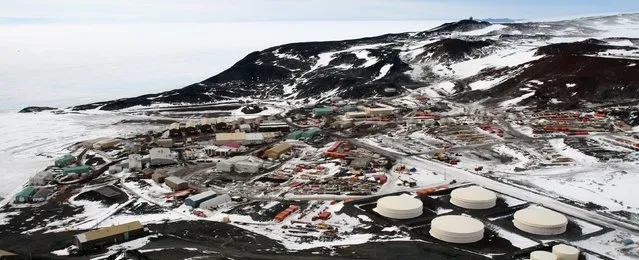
14 186 36 203
63 165 90 175
54 154 77 167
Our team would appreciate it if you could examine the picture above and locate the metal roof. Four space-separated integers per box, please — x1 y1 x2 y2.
165 176 186 184
75 221 143 243
350 157 372 168
216 132 246 141
186 190 217 202
245 133 264 140
266 143 292 154
93 186 123 199
313 107 333 112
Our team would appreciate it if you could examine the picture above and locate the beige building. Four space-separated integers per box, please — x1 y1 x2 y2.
215 132 246 145
264 143 293 159
345 112 369 119
215 132 280 145
363 107 394 116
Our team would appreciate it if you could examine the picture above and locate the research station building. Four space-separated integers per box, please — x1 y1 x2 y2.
73 221 145 251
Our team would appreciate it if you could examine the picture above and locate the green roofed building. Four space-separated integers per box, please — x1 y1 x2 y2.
55 154 77 167
63 165 90 175
286 130 304 140
15 186 36 203
301 128 320 138
313 107 333 116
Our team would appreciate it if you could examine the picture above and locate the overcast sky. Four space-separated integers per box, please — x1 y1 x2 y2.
1 0 638 109
1 0 638 23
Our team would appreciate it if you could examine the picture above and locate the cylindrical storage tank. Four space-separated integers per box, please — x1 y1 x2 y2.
513 206 568 235
430 215 484 243
552 244 580 260
530 251 557 260
373 194 423 219
450 186 497 209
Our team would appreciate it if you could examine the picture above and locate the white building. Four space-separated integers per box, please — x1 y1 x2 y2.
238 124 252 132
30 171 53 186
199 194 232 210
108 165 123 174
128 154 143 171
216 160 234 172
215 156 262 173
234 161 262 174
216 156 247 172
245 133 265 145
149 148 176 166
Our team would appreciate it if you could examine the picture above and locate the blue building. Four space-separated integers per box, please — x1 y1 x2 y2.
185 190 218 207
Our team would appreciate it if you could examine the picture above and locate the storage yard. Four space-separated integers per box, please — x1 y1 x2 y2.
0 98 638 260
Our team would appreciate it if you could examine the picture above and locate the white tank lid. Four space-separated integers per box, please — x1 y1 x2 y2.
514 206 568 228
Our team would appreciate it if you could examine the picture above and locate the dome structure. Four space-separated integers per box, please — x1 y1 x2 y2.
513 206 568 235
429 215 484 243
450 186 497 209
530 251 558 260
552 244 580 260
373 194 423 219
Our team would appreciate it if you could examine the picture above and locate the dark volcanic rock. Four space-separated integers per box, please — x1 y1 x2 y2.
536 39 636 56
430 19 492 33
241 105 264 114
18 106 56 113
420 38 495 62
458 55 639 107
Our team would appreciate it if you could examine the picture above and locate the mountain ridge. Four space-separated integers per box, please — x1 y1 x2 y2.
68 13 639 111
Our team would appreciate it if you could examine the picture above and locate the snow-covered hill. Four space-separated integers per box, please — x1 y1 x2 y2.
73 13 639 111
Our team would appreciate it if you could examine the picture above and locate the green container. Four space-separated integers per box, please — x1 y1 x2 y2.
55 154 76 167
286 130 304 140
15 186 36 203
63 165 90 175
301 128 320 138
341 105 358 112
313 107 333 116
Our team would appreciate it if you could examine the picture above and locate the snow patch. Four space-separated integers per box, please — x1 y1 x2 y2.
460 24 507 36
353 50 379 67
372 64 393 81
432 81 456 94
491 225 539 249
469 75 509 91
499 91 536 107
